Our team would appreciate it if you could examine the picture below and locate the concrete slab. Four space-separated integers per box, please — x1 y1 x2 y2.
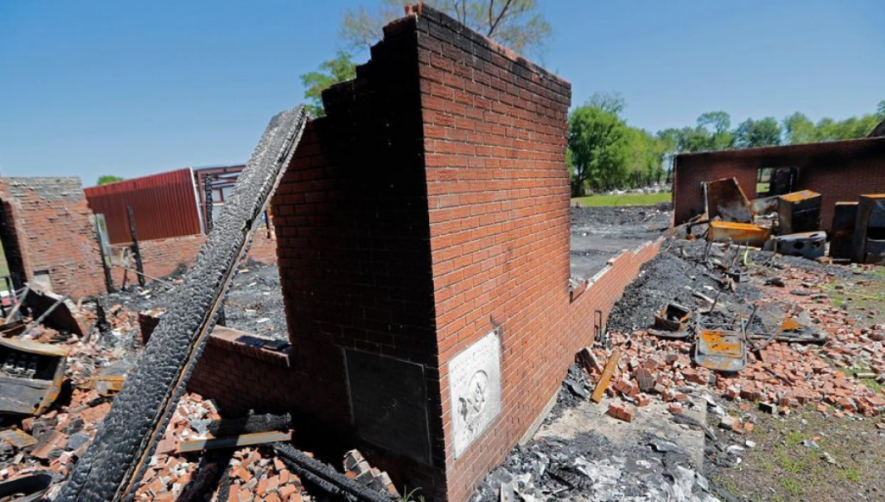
535 396 708 468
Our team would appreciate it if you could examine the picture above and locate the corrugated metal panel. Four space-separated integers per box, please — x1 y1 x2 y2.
84 168 202 244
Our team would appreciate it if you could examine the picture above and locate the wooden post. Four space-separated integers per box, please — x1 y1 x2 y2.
127 205 146 287
94 216 115 293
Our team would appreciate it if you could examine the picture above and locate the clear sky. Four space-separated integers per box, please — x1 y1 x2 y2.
1 1 882 186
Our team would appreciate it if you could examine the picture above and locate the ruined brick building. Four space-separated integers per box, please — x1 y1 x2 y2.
189 7 661 502
0 177 106 298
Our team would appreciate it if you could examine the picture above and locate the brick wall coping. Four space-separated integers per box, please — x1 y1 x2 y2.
403 5 571 90
569 238 663 303
208 326 290 368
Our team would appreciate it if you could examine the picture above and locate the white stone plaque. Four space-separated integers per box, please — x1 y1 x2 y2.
449 330 501 458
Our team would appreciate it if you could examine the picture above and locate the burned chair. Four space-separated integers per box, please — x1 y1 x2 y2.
0 337 68 416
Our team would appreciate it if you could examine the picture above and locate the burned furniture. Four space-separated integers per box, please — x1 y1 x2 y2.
0 337 69 416
777 190 821 235
694 319 747 373
770 231 827 260
852 194 885 264
654 303 691 332
703 178 753 223
831 202 859 260
707 221 771 248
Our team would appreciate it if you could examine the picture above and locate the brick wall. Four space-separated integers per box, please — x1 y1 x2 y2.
187 7 663 502
413 8 575 501
109 231 278 287
673 138 885 231
0 177 106 298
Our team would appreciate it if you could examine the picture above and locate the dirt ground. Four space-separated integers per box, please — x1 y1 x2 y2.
708 402 885 502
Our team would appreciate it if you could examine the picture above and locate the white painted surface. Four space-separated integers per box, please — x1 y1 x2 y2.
450 330 502 458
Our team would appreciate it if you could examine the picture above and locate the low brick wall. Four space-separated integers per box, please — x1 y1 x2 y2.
188 328 292 416
110 231 278 287
186 237 664 499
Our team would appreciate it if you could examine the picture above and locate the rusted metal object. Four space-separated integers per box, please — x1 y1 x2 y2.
0 337 69 416
654 303 691 332
707 221 771 247
85 359 133 397
24 285 85 336
694 322 747 373
778 190 821 235
771 231 827 260
0 472 52 502
852 194 885 264
753 303 828 344
703 178 753 223
0 428 37 448
591 348 622 403
830 202 858 260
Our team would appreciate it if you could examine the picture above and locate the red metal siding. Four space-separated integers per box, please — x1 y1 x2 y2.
85 168 202 244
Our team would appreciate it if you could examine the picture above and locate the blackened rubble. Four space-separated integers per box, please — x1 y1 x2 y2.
570 205 671 282
607 240 760 334
223 260 288 341
103 259 288 342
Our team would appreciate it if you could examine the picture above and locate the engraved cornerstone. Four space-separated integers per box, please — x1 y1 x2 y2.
449 330 501 458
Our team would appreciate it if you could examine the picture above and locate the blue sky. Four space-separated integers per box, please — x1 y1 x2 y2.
1 1 882 186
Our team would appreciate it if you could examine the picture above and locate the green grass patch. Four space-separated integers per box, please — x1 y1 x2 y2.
572 191 671 207
0 244 8 279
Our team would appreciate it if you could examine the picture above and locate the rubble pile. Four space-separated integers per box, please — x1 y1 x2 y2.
593 240 885 423
0 281 394 501
477 227 883 501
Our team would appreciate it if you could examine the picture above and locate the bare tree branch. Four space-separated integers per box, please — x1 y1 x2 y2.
488 0 514 37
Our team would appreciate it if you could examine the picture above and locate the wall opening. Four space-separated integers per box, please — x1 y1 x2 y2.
0 198 27 292
756 166 798 197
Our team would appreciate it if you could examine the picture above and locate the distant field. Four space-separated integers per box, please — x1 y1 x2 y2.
572 191 672 207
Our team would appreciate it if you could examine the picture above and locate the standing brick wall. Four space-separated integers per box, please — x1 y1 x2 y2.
673 138 885 231
188 8 663 502
0 177 105 298
414 9 574 501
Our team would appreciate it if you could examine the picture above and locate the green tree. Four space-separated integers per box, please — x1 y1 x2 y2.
97 175 124 185
299 51 357 117
783 112 816 144
568 105 630 195
734 117 782 148
586 91 626 115
341 0 552 56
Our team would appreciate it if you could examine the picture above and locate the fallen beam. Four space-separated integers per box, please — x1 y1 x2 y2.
57 106 308 502
591 348 622 403
178 430 292 454
273 443 394 502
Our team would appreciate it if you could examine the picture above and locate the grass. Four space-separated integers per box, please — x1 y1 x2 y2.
572 191 671 207
714 404 884 502
0 244 8 279
821 267 885 324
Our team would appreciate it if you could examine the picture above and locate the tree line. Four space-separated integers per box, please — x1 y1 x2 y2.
296 1 884 197
569 95 885 196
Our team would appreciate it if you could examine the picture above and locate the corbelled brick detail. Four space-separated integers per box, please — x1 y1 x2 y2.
0 177 105 298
